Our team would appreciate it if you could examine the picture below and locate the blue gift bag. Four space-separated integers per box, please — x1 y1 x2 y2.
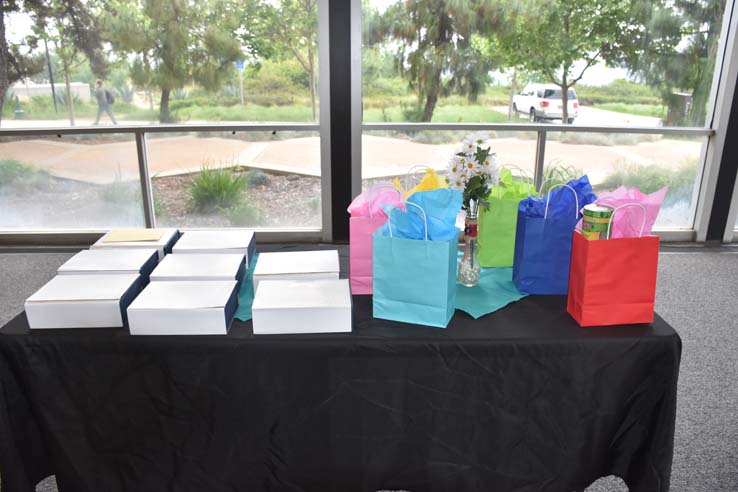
373 203 459 328
513 178 596 295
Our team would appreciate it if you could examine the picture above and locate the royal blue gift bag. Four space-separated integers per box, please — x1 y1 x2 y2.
513 177 596 295
373 201 459 328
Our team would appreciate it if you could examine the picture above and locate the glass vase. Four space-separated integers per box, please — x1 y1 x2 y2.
458 204 480 287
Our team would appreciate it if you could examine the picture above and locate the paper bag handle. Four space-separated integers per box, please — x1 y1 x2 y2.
535 178 566 197
494 165 535 198
543 184 579 220
387 201 428 241
605 203 647 239
404 165 432 191
365 184 402 219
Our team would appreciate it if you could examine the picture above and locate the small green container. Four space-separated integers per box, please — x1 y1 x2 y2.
582 204 614 240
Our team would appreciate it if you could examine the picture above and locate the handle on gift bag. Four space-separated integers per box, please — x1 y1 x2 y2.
543 184 579 220
535 178 566 197
404 165 433 191
605 203 648 239
365 184 402 219
387 201 429 241
494 165 535 198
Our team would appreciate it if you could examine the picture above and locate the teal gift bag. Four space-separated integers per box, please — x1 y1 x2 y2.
373 203 459 328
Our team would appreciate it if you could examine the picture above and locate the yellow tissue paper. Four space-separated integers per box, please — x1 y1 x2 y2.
405 168 448 199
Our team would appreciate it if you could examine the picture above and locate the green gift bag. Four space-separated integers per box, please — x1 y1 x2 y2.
478 168 534 267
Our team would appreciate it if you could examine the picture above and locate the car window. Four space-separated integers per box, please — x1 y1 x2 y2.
543 89 577 99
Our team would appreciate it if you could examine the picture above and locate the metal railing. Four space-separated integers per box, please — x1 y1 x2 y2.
0 123 321 232
0 121 715 243
363 122 714 198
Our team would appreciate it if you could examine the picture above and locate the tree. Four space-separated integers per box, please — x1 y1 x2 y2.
260 0 319 121
499 0 630 124
107 0 247 123
22 0 108 126
0 0 45 126
367 0 502 122
614 0 724 125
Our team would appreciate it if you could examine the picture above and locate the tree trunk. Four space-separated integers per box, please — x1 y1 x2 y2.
561 74 569 125
508 67 517 120
421 68 442 122
0 1 7 128
159 88 171 123
308 45 317 122
63 63 76 126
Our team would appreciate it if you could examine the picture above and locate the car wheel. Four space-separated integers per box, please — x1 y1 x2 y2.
567 118 575 124
529 109 537 123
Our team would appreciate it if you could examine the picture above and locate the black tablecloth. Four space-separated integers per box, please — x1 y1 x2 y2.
0 293 680 492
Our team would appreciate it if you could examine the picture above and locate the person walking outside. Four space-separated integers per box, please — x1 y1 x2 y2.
93 79 117 125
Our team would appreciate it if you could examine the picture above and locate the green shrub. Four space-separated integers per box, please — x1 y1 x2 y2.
0 159 51 191
245 170 271 188
595 103 666 119
98 171 141 204
575 80 662 106
540 162 584 194
225 202 264 226
189 166 246 212
553 132 660 146
242 71 304 106
598 160 698 206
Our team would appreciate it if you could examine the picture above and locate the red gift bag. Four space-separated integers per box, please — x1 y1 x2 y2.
567 204 660 327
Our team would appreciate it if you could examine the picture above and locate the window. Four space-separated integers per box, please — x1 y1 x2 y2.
543 89 577 100
0 1 324 235
0 134 145 230
361 0 730 234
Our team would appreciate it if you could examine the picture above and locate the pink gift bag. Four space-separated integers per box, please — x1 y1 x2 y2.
348 184 401 295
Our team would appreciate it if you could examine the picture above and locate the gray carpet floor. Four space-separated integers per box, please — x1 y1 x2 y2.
0 248 736 492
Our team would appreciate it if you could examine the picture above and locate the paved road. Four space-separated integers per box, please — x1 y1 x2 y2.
495 105 662 127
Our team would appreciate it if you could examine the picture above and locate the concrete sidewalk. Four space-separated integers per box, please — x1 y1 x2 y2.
0 133 701 185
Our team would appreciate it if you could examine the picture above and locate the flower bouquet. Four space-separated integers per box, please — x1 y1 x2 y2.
447 132 500 286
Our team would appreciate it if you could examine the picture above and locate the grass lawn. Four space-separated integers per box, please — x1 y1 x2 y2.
594 102 666 119
363 104 509 123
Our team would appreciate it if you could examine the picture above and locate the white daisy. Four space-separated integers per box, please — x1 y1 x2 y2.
464 132 490 145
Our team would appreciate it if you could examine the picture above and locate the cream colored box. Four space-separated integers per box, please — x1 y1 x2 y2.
91 228 180 260
252 250 339 292
127 281 238 335
25 274 142 329
252 279 352 334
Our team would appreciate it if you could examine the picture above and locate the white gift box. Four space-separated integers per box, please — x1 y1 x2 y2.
90 228 180 260
127 281 238 335
25 274 142 329
171 229 255 266
252 279 352 334
252 250 340 292
149 254 246 285
57 248 159 283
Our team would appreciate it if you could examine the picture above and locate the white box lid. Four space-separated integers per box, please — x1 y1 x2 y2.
172 230 254 251
129 281 237 310
151 254 244 279
26 274 140 303
253 279 351 310
58 249 158 273
254 250 339 276
94 228 178 248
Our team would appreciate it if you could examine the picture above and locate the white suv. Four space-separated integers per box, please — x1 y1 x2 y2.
512 84 579 123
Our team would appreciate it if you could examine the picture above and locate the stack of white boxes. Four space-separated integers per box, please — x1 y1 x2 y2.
251 250 352 334
25 228 180 329
24 227 353 335
127 229 255 335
